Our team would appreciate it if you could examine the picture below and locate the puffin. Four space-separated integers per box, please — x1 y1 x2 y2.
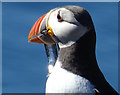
28 6 118 94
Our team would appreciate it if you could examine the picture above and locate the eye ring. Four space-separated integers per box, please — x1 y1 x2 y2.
57 14 63 22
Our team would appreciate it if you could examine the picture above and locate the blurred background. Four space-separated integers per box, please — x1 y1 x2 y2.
2 2 118 93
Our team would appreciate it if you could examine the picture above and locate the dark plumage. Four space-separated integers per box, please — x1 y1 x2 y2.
58 6 118 94
59 28 118 94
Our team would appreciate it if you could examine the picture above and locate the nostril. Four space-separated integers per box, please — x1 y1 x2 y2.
41 29 48 35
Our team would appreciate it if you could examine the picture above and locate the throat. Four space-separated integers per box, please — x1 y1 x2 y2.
58 31 97 77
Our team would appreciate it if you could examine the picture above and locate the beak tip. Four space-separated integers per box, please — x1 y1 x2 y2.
28 37 31 42
28 37 45 44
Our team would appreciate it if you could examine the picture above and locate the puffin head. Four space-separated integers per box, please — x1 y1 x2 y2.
28 6 95 48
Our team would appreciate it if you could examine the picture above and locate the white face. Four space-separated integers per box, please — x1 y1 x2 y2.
48 8 88 48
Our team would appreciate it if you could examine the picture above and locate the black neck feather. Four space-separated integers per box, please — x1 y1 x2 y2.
58 29 97 77
58 29 118 94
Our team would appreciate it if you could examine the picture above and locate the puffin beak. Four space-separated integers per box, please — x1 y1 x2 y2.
28 13 55 44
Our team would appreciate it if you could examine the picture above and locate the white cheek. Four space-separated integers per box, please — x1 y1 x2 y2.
53 22 78 41
48 12 70 42
48 10 88 46
49 15 75 42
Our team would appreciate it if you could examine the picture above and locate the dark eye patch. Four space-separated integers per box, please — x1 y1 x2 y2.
57 11 63 22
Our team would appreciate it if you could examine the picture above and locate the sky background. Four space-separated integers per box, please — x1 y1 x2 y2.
2 2 118 93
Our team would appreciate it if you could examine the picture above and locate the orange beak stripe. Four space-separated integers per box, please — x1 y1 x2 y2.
28 13 47 43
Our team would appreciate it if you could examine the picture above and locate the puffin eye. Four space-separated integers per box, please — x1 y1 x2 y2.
57 14 63 22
